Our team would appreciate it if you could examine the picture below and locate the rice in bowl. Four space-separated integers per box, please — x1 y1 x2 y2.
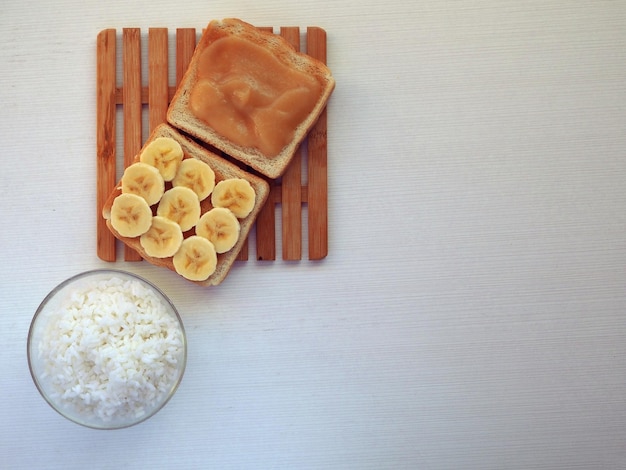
27 270 186 429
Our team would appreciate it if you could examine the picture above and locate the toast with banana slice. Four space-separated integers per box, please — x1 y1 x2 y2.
102 123 270 286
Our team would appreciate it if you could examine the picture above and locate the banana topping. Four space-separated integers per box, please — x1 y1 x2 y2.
196 207 241 254
139 137 184 181
110 193 153 238
121 162 165 205
211 178 256 218
156 186 201 232
139 216 184 258
172 158 215 201
172 236 217 281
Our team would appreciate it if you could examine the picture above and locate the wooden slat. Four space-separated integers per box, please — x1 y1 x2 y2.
115 86 178 104
235 235 249 261
148 28 169 131
96 29 117 261
280 27 303 260
306 27 329 260
122 28 143 261
230 28 258 262
253 27 279 261
176 28 197 85
256 186 278 260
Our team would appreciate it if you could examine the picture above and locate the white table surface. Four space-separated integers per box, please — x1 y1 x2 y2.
2 1 626 468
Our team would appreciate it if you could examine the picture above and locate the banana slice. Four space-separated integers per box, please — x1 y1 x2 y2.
121 162 165 205
110 193 153 238
156 186 201 232
210 178 256 218
139 216 184 258
172 235 217 281
172 158 215 201
196 207 241 254
139 137 184 181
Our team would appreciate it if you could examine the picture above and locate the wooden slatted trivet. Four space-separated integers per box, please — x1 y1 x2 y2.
96 26 329 263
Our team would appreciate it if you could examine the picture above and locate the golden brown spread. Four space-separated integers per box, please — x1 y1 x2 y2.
189 36 322 157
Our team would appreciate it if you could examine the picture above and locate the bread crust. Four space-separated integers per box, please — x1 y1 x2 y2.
167 18 335 179
102 123 270 286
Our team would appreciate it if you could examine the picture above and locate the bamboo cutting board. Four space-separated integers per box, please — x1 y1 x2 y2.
96 26 329 263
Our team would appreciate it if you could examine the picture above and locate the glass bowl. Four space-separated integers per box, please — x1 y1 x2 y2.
27 269 187 430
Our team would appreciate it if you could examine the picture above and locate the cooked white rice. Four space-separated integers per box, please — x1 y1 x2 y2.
37 276 184 425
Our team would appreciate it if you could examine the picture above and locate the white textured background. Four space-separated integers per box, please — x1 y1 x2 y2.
1 1 626 469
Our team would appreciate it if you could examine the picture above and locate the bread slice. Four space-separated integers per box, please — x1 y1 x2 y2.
167 18 335 179
102 123 270 286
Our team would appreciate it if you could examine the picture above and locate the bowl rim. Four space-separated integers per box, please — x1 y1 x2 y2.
27 268 187 430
